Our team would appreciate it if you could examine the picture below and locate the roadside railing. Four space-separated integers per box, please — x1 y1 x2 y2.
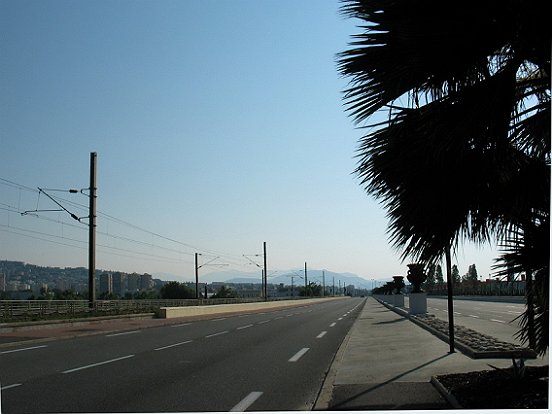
0 297 303 322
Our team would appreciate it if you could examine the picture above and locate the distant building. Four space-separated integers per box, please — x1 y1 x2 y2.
140 273 153 291
99 273 113 295
127 273 140 294
55 278 67 291
0 273 5 292
112 272 126 297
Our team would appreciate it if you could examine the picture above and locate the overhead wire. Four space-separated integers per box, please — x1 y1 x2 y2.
1 176 254 270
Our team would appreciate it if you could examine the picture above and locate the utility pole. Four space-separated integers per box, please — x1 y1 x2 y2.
322 270 325 296
195 253 200 299
263 242 267 301
88 152 97 308
195 254 227 299
304 262 308 293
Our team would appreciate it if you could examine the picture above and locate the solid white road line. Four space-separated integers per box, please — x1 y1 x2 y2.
230 391 263 412
62 355 135 374
205 331 229 338
237 324 254 330
288 348 310 362
1 383 22 391
105 330 140 337
154 340 193 351
0 345 48 354
316 331 327 339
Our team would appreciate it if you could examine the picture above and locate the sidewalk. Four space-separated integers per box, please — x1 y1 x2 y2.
315 296 547 410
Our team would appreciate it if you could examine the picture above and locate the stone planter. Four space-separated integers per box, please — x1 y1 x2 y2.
409 292 427 314
392 293 405 307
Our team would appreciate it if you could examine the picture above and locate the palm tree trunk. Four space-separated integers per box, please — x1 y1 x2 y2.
524 266 536 349
445 245 455 353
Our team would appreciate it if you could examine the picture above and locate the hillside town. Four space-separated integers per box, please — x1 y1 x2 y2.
0 260 365 300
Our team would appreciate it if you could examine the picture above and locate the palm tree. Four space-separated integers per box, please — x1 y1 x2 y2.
338 0 549 353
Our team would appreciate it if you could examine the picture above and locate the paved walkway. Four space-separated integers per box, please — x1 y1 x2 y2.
315 296 548 410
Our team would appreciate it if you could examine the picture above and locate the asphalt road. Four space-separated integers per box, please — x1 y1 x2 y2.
0 297 365 413
424 297 525 345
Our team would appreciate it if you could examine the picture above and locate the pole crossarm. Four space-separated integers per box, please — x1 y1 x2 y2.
242 254 262 268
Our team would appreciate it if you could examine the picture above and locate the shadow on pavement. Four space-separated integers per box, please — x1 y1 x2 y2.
330 353 453 410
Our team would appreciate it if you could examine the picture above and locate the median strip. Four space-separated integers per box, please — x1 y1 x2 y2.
62 355 135 374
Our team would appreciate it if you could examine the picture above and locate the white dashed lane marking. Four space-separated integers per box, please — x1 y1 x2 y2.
106 331 140 337
62 355 135 374
288 348 310 362
230 391 263 412
154 340 193 351
205 331 229 338
1 384 22 391
0 345 48 354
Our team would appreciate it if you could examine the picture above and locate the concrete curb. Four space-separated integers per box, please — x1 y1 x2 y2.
430 376 463 409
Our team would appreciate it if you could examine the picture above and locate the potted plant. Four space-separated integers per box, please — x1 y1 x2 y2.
392 275 405 307
407 263 427 292
407 263 427 314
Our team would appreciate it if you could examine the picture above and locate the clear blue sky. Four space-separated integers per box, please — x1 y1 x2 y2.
0 0 498 282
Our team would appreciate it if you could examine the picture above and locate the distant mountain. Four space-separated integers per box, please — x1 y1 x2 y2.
187 269 375 289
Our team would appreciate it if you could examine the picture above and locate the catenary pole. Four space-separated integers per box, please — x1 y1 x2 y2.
263 242 267 301
195 253 199 299
88 152 97 308
304 262 308 293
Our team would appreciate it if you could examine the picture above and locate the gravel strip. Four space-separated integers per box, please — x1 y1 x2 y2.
376 298 536 359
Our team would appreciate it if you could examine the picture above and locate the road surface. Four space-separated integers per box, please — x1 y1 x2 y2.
1 297 365 413
424 297 525 345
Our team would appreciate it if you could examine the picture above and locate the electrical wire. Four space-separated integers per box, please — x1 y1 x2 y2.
1 176 257 269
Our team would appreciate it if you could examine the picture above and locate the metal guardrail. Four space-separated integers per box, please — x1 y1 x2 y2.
0 297 295 321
